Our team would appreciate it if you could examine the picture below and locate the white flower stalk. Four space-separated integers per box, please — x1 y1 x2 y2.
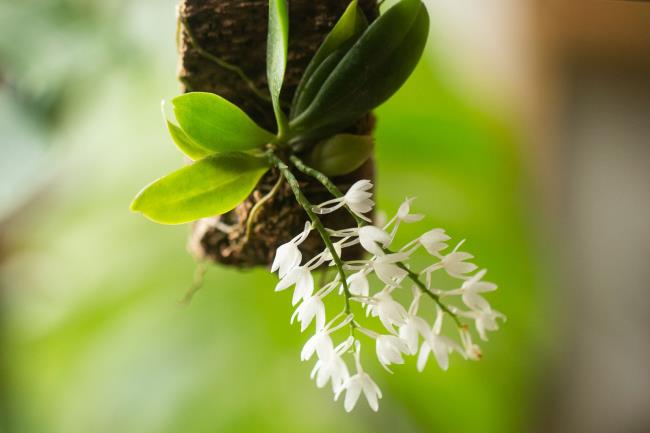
268 158 505 413
271 222 312 277
312 179 374 221
335 342 382 412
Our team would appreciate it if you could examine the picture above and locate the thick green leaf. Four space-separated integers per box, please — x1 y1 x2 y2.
290 0 429 139
290 1 368 119
131 152 269 225
267 0 289 136
166 120 211 160
307 134 373 176
161 100 211 160
291 47 350 120
172 92 274 153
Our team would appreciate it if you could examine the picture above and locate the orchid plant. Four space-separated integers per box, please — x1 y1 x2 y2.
131 0 504 412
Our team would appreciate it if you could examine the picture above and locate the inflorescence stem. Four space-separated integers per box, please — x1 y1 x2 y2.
289 155 462 327
268 152 356 330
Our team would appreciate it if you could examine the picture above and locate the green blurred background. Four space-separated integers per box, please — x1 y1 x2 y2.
2 1 648 433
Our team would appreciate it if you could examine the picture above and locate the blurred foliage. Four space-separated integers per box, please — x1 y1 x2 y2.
0 1 550 432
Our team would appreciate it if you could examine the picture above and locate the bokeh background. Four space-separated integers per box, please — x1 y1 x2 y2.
1 1 648 432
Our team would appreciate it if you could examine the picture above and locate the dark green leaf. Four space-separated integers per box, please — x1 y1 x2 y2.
290 0 429 139
291 47 350 120
172 92 274 153
131 152 269 225
307 134 373 176
290 1 368 118
267 0 289 136
166 120 211 161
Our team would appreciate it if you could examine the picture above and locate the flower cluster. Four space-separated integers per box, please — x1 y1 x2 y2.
271 179 504 412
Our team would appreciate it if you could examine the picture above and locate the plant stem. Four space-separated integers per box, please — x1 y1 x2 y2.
290 155 365 225
244 173 283 243
397 263 461 327
268 152 356 329
179 261 208 306
290 155 462 327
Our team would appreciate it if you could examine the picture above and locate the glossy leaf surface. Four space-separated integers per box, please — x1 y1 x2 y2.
290 0 368 118
172 92 274 153
290 0 429 139
267 0 290 135
131 152 269 224
307 134 373 176
166 120 211 161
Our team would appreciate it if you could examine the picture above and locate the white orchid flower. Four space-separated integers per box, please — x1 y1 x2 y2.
271 222 312 277
335 342 382 412
312 179 374 221
275 266 314 305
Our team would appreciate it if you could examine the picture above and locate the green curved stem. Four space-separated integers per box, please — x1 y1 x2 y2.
179 261 208 306
268 152 356 331
244 173 284 243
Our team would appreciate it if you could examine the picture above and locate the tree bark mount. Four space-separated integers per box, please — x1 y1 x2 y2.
179 0 378 267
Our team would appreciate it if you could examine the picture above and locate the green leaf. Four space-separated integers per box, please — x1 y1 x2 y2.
131 152 269 225
166 120 211 161
290 1 368 118
291 47 349 120
267 0 289 136
161 101 212 160
290 0 429 139
172 92 274 153
307 134 373 176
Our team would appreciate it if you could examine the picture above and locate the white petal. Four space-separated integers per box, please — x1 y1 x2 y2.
271 242 302 278
345 180 373 202
373 262 408 286
314 302 326 331
343 379 362 412
358 226 391 256
420 229 451 255
463 293 491 311
347 271 369 297
431 337 450 370
275 267 299 292
417 342 431 372
361 376 380 412
301 332 333 361
399 321 419 355
291 268 314 305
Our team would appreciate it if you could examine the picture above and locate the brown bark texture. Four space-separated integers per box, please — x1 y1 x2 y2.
178 0 378 267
